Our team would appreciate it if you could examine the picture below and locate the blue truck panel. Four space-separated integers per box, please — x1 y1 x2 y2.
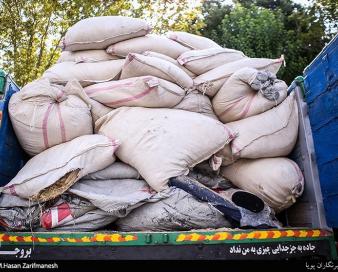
0 76 28 186
304 34 338 228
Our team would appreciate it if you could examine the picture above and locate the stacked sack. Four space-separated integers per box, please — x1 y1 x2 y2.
1 16 304 232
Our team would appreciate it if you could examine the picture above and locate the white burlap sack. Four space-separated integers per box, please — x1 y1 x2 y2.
177 48 246 75
62 16 151 51
167 31 221 50
2 135 118 199
42 59 124 87
8 79 93 156
143 51 196 78
115 188 231 231
84 76 185 108
213 145 237 168
174 90 218 120
83 162 140 180
69 179 170 215
106 34 190 59
212 67 288 123
120 53 193 89
41 178 169 231
63 80 112 123
221 158 304 213
96 107 235 192
225 93 299 159
193 56 284 97
57 50 119 63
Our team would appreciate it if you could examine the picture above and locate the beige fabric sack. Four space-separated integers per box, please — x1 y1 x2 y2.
177 48 245 75
106 34 190 59
120 53 193 89
63 80 112 123
174 90 218 120
96 107 235 192
57 50 119 63
43 60 124 87
8 79 93 156
212 67 288 123
62 16 151 51
2 135 119 200
211 144 236 169
143 51 196 78
225 93 299 160
84 76 185 109
82 162 140 180
115 187 231 231
167 31 221 50
221 158 304 213
193 56 284 97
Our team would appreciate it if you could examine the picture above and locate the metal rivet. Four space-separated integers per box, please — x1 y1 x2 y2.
163 234 169 243
145 234 152 244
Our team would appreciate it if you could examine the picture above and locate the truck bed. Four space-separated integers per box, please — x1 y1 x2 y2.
0 75 336 260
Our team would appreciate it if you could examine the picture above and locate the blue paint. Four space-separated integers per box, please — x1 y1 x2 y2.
318 161 338 196
0 76 28 186
307 84 338 131
304 34 338 228
312 121 338 166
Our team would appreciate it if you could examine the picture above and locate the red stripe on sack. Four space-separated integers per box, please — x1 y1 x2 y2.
123 54 135 68
223 125 236 140
219 97 244 117
57 203 72 223
85 81 135 95
56 89 65 101
106 87 156 106
4 184 18 196
47 238 55 243
56 104 66 143
239 95 255 119
42 104 54 149
231 141 241 154
41 211 52 229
